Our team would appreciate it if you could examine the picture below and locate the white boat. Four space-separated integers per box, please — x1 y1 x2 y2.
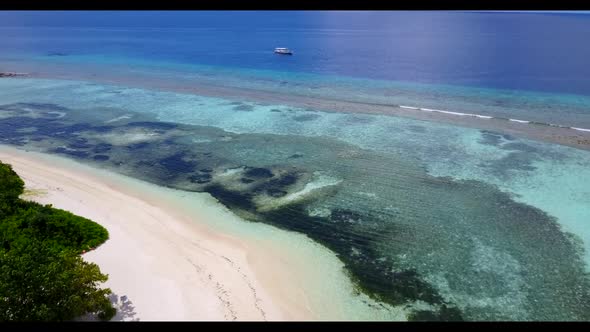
274 47 293 55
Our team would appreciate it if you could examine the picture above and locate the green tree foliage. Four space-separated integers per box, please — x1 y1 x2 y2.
0 161 115 321
0 163 24 218
0 241 115 321
2 201 109 252
0 163 24 200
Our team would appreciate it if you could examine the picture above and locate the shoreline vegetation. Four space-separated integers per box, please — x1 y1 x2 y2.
1 147 380 321
1 65 589 320
0 160 115 321
1 70 590 320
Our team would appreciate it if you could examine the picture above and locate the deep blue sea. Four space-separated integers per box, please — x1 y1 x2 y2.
1 11 590 95
2 11 590 321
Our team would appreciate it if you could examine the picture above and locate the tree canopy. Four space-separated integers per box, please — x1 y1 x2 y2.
0 161 115 321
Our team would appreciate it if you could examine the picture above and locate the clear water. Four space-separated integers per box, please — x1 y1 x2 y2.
2 11 590 94
1 11 590 321
1 78 589 321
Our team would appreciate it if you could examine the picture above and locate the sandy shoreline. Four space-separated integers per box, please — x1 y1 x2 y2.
0 147 319 321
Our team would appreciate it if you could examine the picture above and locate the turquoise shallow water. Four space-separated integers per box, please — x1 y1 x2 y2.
2 12 590 321
2 77 589 270
1 77 589 320
3 53 590 127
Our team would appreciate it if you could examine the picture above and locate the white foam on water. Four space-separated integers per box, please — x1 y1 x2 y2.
105 115 132 123
2 77 590 319
191 138 214 144
92 130 161 146
438 110 471 116
46 111 66 118
397 103 590 132
0 146 406 321
56 145 80 152
257 172 343 211
509 118 530 124
281 173 342 202
307 207 332 218
406 105 488 119
218 166 246 177
4 79 590 271
419 107 438 112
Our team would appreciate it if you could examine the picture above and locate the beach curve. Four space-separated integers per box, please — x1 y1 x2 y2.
0 146 405 321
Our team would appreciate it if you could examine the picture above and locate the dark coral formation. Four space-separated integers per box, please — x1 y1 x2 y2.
1 102 589 321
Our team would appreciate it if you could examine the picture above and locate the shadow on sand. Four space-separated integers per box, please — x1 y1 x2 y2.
108 293 139 321
75 293 139 321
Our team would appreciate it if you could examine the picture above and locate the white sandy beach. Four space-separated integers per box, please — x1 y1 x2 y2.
0 147 319 321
